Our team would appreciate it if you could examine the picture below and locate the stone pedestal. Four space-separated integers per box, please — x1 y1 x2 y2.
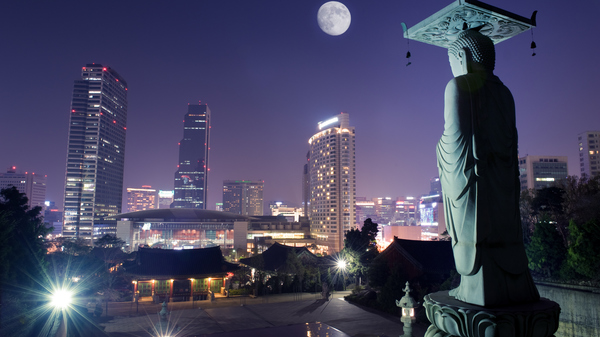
424 291 560 337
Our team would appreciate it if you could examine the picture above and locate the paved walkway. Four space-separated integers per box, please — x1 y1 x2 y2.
100 292 427 337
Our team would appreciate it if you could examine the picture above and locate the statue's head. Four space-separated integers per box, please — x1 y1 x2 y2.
448 28 495 77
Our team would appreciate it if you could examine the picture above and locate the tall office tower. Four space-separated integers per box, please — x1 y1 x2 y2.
126 186 158 212
63 64 128 242
171 104 211 209
0 166 47 210
578 131 600 177
222 180 264 216
308 113 356 253
302 151 310 218
518 155 569 191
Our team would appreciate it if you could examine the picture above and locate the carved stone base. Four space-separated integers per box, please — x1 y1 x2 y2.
424 291 560 337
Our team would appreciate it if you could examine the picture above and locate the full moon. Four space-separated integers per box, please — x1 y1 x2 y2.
317 1 351 36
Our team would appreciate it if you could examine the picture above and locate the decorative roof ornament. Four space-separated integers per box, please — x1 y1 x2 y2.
403 0 536 49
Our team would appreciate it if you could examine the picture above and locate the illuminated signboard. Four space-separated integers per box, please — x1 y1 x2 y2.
158 190 174 198
318 117 339 130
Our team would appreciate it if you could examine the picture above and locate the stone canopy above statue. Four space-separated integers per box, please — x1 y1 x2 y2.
404 0 536 48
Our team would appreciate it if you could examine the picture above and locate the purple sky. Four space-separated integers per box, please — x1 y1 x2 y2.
1 0 599 211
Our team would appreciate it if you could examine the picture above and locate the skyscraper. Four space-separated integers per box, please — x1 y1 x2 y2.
172 104 210 209
518 155 569 191
578 131 600 177
63 64 128 242
222 180 264 216
308 113 356 253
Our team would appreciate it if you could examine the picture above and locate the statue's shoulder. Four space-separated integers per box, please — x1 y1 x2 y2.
445 76 470 96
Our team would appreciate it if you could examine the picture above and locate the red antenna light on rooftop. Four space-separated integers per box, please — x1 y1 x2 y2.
103 67 107 71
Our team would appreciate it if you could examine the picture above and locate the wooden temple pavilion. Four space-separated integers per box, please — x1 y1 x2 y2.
124 246 239 302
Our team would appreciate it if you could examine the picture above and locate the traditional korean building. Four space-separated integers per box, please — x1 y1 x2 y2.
239 242 321 273
374 238 455 282
124 246 238 302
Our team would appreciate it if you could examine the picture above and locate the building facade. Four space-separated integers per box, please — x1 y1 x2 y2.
392 196 418 226
158 190 174 209
126 186 158 212
308 113 356 253
172 104 211 209
518 155 569 191
222 180 264 216
63 64 128 242
578 131 600 177
269 202 304 222
0 167 47 210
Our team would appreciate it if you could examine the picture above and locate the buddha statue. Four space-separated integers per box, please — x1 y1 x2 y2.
436 28 540 307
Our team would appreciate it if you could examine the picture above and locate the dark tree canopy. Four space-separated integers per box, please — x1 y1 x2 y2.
0 187 51 335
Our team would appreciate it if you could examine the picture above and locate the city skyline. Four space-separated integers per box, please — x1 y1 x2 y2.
2 0 599 212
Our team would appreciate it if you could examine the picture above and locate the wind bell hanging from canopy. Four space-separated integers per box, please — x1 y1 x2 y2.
401 22 411 66
530 11 538 56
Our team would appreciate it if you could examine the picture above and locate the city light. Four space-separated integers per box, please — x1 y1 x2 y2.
49 288 73 309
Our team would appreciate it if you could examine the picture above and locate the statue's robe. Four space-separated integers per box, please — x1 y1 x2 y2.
437 72 539 307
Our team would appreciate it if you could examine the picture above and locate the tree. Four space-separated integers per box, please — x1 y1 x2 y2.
94 234 125 248
0 187 50 335
567 219 600 279
343 218 379 285
526 217 566 278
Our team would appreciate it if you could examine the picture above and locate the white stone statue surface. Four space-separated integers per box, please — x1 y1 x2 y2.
436 28 539 307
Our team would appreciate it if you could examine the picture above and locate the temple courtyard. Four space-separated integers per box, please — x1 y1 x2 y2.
98 291 425 336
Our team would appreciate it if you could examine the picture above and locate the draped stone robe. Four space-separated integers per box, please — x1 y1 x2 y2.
436 72 539 307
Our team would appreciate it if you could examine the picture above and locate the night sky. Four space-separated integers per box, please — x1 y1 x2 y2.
1 0 599 211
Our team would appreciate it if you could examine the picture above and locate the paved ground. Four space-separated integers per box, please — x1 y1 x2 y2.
99 291 428 337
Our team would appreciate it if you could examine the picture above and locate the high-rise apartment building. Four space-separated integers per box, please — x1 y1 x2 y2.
0 167 47 210
222 180 264 216
172 104 210 209
308 113 356 253
63 64 127 242
126 186 158 212
578 131 600 177
518 155 568 191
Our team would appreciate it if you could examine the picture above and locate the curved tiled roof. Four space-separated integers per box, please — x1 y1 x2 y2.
111 208 255 221
124 246 239 278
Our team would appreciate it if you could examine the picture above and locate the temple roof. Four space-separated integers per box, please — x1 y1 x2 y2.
376 238 456 276
239 242 320 272
124 246 239 279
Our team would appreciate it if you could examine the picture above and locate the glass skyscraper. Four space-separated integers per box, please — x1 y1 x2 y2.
63 64 128 242
171 104 211 209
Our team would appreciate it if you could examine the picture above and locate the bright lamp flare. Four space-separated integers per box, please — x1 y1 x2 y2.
337 259 347 269
50 289 73 309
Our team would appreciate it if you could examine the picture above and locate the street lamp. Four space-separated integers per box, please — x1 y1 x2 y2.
49 288 73 310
